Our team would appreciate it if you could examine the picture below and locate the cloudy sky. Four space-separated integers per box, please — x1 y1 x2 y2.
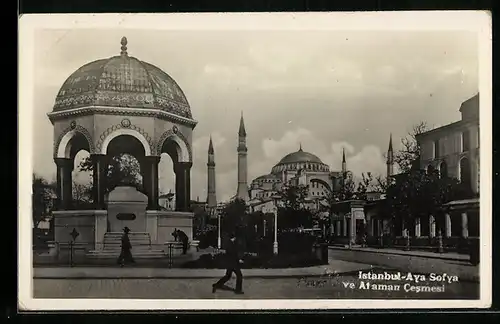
32 28 478 202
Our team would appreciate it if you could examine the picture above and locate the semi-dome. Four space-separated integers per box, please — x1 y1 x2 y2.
52 37 193 120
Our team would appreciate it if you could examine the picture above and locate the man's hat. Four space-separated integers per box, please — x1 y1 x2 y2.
123 227 131 233
229 232 236 239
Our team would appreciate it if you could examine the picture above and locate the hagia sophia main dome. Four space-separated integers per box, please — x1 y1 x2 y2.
271 146 331 174
248 145 345 212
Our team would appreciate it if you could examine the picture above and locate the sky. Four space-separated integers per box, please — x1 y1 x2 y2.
32 29 479 202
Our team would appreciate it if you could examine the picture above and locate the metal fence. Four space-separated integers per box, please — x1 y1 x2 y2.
32 240 188 268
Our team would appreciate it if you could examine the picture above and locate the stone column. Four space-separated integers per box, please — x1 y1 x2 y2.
415 218 421 237
445 213 452 237
401 219 408 237
54 158 73 210
91 154 107 209
336 220 341 236
174 162 192 212
342 218 347 237
461 212 469 238
349 214 356 245
429 215 436 238
143 156 160 210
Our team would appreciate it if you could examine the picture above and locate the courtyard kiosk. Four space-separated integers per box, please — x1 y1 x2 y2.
48 37 196 260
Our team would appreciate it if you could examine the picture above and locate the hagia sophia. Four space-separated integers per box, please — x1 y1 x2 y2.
199 109 395 216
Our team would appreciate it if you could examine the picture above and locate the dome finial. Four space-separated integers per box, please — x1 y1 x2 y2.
299 142 303 151
121 37 128 56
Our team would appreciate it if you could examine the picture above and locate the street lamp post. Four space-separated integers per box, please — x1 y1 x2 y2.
273 207 278 254
271 194 281 255
217 212 221 250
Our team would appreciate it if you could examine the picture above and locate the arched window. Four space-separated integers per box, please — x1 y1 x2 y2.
439 161 448 179
426 164 435 175
459 157 471 188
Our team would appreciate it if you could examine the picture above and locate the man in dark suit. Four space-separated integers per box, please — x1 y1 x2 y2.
117 227 135 267
172 228 189 254
212 232 244 294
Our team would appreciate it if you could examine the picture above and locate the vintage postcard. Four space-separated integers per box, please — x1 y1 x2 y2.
18 12 492 310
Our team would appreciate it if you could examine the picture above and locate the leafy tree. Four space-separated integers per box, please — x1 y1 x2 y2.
220 198 247 234
394 121 428 173
72 181 92 204
280 183 308 210
355 172 383 200
32 174 56 228
384 168 474 247
277 184 314 229
79 153 142 193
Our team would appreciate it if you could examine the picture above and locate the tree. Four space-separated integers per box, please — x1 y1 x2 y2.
72 181 92 207
280 183 308 210
32 174 55 229
384 168 474 247
220 198 247 234
394 121 428 173
277 184 314 229
79 153 142 193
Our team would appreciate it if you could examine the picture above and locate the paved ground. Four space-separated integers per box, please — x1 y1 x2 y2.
33 260 373 279
332 246 470 261
31 247 481 300
33 273 478 299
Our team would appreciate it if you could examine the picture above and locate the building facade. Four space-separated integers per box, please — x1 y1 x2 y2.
360 94 480 248
417 93 480 195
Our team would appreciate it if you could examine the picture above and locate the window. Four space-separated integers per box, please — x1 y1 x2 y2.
433 140 440 158
459 157 471 188
439 161 448 179
462 130 470 152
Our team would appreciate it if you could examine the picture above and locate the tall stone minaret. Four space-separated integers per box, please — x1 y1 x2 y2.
206 135 217 209
342 147 347 174
386 133 394 179
236 112 249 201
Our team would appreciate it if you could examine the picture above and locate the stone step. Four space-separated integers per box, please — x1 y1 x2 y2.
103 240 152 245
86 249 166 258
104 232 149 237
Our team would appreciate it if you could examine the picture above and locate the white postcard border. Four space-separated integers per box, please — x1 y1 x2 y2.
18 11 492 310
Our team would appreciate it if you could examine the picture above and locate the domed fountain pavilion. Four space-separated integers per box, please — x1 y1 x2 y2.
48 37 196 258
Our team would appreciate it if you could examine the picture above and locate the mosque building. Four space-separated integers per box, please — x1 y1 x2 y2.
246 145 347 214
224 113 351 214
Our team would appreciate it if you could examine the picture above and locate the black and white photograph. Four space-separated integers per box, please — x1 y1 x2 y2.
18 12 492 310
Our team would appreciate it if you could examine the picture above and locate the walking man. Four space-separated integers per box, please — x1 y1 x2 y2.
117 226 135 267
212 232 244 294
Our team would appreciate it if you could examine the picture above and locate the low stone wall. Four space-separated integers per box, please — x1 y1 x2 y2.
53 210 107 253
156 211 194 244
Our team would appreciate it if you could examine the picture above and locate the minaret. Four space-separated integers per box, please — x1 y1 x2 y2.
342 147 347 174
236 112 249 201
386 133 394 179
207 135 217 209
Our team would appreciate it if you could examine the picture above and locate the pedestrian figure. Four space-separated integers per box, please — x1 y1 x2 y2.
117 226 135 267
212 232 244 294
172 228 189 254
